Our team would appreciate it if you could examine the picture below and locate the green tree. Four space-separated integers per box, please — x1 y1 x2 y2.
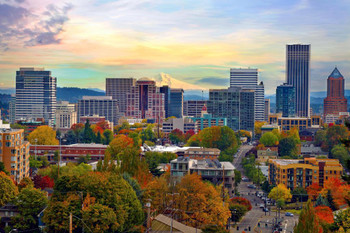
331 145 348 165
169 129 184 144
29 155 43 169
326 189 337 211
325 125 349 151
294 200 323 233
77 154 92 164
0 161 9 175
315 194 329 207
103 129 114 145
291 187 308 202
234 170 242 187
278 136 298 157
18 177 34 191
95 131 102 144
260 132 279 146
83 120 94 143
0 171 18 206
140 124 156 143
82 203 119 233
12 186 48 231
229 203 248 223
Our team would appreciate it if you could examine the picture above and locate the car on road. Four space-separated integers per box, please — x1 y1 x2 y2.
242 177 249 182
259 204 265 208
247 184 256 189
285 212 294 217
263 208 269 212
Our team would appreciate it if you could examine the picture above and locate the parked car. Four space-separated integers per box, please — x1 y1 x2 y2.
259 204 265 208
263 208 269 212
248 184 257 189
285 212 294 217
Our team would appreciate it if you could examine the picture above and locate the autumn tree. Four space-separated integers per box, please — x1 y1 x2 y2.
0 162 9 175
306 183 322 201
314 205 334 225
268 184 292 202
331 145 349 165
325 125 349 151
0 171 18 206
28 125 59 145
254 121 267 138
260 132 279 146
12 186 48 231
278 136 299 158
294 200 323 233
106 134 135 160
143 176 169 214
169 129 185 144
175 173 231 228
18 177 34 191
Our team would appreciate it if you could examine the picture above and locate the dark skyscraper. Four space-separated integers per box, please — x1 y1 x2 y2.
106 78 135 114
169 88 184 118
276 84 296 117
324 67 347 117
286 44 310 117
15 67 56 126
160 85 170 118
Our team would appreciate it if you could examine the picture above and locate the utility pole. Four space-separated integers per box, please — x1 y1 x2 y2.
69 212 73 233
146 200 152 233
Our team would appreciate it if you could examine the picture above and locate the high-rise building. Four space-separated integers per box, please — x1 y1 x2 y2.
9 94 16 124
160 86 170 118
0 127 30 183
77 96 119 124
183 100 207 117
106 78 136 114
324 67 347 119
126 78 165 121
276 84 296 117
55 101 77 130
264 99 270 121
207 87 255 132
15 67 56 126
286 44 311 117
169 89 184 118
230 68 265 121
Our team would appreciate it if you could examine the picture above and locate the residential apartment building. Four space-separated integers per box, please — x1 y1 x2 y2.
286 44 311 117
324 67 348 121
269 157 343 189
0 128 30 183
105 78 136 114
183 100 207 117
77 96 119 124
208 87 255 132
169 88 184 118
55 101 77 130
170 157 236 195
230 68 265 121
268 114 322 131
15 67 56 126
276 84 296 117
126 78 165 122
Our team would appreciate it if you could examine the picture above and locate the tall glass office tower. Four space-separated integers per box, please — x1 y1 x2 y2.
169 89 184 118
15 67 56 126
286 44 310 117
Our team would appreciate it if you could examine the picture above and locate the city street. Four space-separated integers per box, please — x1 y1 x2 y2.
230 144 298 233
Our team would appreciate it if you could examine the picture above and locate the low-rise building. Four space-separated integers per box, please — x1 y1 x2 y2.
299 128 320 141
162 118 196 134
170 157 235 195
300 143 327 157
261 125 280 135
15 118 45 137
56 101 77 130
29 143 107 162
184 148 220 160
269 157 343 190
268 114 322 131
0 127 30 183
257 147 278 163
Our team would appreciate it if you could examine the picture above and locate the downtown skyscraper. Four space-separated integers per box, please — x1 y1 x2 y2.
230 68 265 121
286 44 311 117
15 67 56 126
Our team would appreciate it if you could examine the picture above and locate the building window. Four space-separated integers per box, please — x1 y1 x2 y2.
6 142 11 147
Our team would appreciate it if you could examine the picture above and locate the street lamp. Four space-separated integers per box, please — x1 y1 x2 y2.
34 138 38 160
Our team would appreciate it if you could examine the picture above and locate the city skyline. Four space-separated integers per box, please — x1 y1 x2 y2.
0 0 349 94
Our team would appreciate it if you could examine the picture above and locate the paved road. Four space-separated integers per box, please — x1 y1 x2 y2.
230 144 298 233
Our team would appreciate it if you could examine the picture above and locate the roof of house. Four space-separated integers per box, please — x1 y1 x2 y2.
153 214 201 233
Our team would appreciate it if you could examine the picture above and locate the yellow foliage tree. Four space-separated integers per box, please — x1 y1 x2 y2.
175 173 231 228
143 176 169 214
28 126 59 145
268 184 292 202
255 121 267 136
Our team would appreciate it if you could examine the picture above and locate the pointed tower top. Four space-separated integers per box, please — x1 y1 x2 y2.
328 67 344 79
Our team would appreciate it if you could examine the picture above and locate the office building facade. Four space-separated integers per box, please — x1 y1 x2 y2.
126 78 165 122
183 100 207 117
106 78 136 114
230 68 265 121
286 44 311 117
169 89 184 118
15 67 56 126
77 96 119 124
55 101 77 130
324 67 347 119
160 86 170 118
276 84 296 117
208 87 255 132
264 99 270 121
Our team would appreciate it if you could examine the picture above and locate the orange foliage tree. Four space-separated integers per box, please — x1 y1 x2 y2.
106 134 135 159
321 177 347 208
307 183 322 201
315 205 334 225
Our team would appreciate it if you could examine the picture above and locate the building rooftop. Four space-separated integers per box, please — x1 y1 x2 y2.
191 159 235 170
142 145 200 153
329 67 343 79
270 159 300 166
185 147 220 153
82 96 113 100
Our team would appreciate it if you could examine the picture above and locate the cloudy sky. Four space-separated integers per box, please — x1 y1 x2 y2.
0 0 349 94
